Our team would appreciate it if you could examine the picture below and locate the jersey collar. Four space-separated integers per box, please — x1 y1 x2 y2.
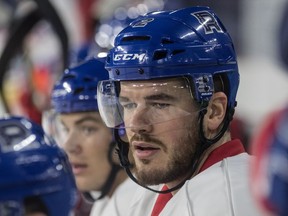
199 139 245 173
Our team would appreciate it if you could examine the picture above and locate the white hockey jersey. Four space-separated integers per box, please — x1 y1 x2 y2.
90 177 138 216
127 140 262 216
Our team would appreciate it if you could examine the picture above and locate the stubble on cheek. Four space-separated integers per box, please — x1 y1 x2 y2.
130 125 198 186
125 107 200 185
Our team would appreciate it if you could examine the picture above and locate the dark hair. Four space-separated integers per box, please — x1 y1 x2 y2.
24 196 49 216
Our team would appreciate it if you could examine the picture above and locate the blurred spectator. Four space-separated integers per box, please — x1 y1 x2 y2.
250 108 288 216
250 2 288 216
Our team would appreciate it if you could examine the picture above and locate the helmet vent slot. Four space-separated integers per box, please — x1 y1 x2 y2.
172 49 185 56
83 77 92 82
121 36 150 42
63 74 76 81
161 38 174 44
74 88 84 95
153 50 168 60
88 86 97 91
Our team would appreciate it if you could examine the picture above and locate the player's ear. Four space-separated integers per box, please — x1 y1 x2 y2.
203 92 227 137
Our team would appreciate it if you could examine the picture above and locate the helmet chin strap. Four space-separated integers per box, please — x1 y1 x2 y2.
113 128 194 194
113 106 234 194
82 140 122 202
198 106 235 145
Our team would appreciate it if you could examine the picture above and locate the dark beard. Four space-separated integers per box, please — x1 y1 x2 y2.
133 130 198 186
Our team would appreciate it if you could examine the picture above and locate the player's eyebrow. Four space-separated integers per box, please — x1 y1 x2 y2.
144 93 177 101
74 116 101 125
61 116 101 128
119 93 177 103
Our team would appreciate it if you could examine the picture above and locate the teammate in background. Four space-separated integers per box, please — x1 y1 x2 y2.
50 57 136 216
250 3 288 216
0 116 77 216
250 108 288 216
97 6 261 215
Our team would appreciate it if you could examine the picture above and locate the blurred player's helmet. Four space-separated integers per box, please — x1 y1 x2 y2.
251 108 288 216
51 57 109 113
97 6 239 129
0 116 77 216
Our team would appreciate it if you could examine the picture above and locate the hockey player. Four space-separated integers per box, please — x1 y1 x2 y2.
50 57 136 216
97 6 261 215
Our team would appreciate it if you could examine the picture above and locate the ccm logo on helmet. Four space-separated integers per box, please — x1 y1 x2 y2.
113 53 146 62
191 11 223 34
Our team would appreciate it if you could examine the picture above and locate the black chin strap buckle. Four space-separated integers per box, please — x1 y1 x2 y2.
115 147 130 168
113 128 131 169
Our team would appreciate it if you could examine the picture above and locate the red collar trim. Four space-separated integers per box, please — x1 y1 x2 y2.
199 139 245 173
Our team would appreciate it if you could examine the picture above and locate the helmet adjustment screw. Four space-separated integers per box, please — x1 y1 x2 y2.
204 85 210 91
203 75 209 83
138 68 144 75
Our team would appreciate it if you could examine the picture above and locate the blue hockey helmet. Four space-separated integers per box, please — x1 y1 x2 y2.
51 57 109 114
98 6 239 129
0 116 77 216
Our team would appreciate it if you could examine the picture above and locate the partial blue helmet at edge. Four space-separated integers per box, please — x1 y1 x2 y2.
51 57 109 113
0 116 77 216
105 6 239 109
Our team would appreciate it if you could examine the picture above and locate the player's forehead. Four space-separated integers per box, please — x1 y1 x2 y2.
120 77 190 90
60 112 102 125
119 77 193 103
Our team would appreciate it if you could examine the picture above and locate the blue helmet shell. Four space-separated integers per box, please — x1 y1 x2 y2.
106 6 239 108
51 57 109 113
0 116 77 215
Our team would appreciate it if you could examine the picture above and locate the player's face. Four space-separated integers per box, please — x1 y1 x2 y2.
60 112 113 191
119 78 200 186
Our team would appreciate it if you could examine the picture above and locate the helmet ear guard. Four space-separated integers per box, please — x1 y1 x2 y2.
191 74 214 104
196 72 236 146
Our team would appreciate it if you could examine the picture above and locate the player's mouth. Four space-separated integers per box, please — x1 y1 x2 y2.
71 163 88 175
132 142 161 160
